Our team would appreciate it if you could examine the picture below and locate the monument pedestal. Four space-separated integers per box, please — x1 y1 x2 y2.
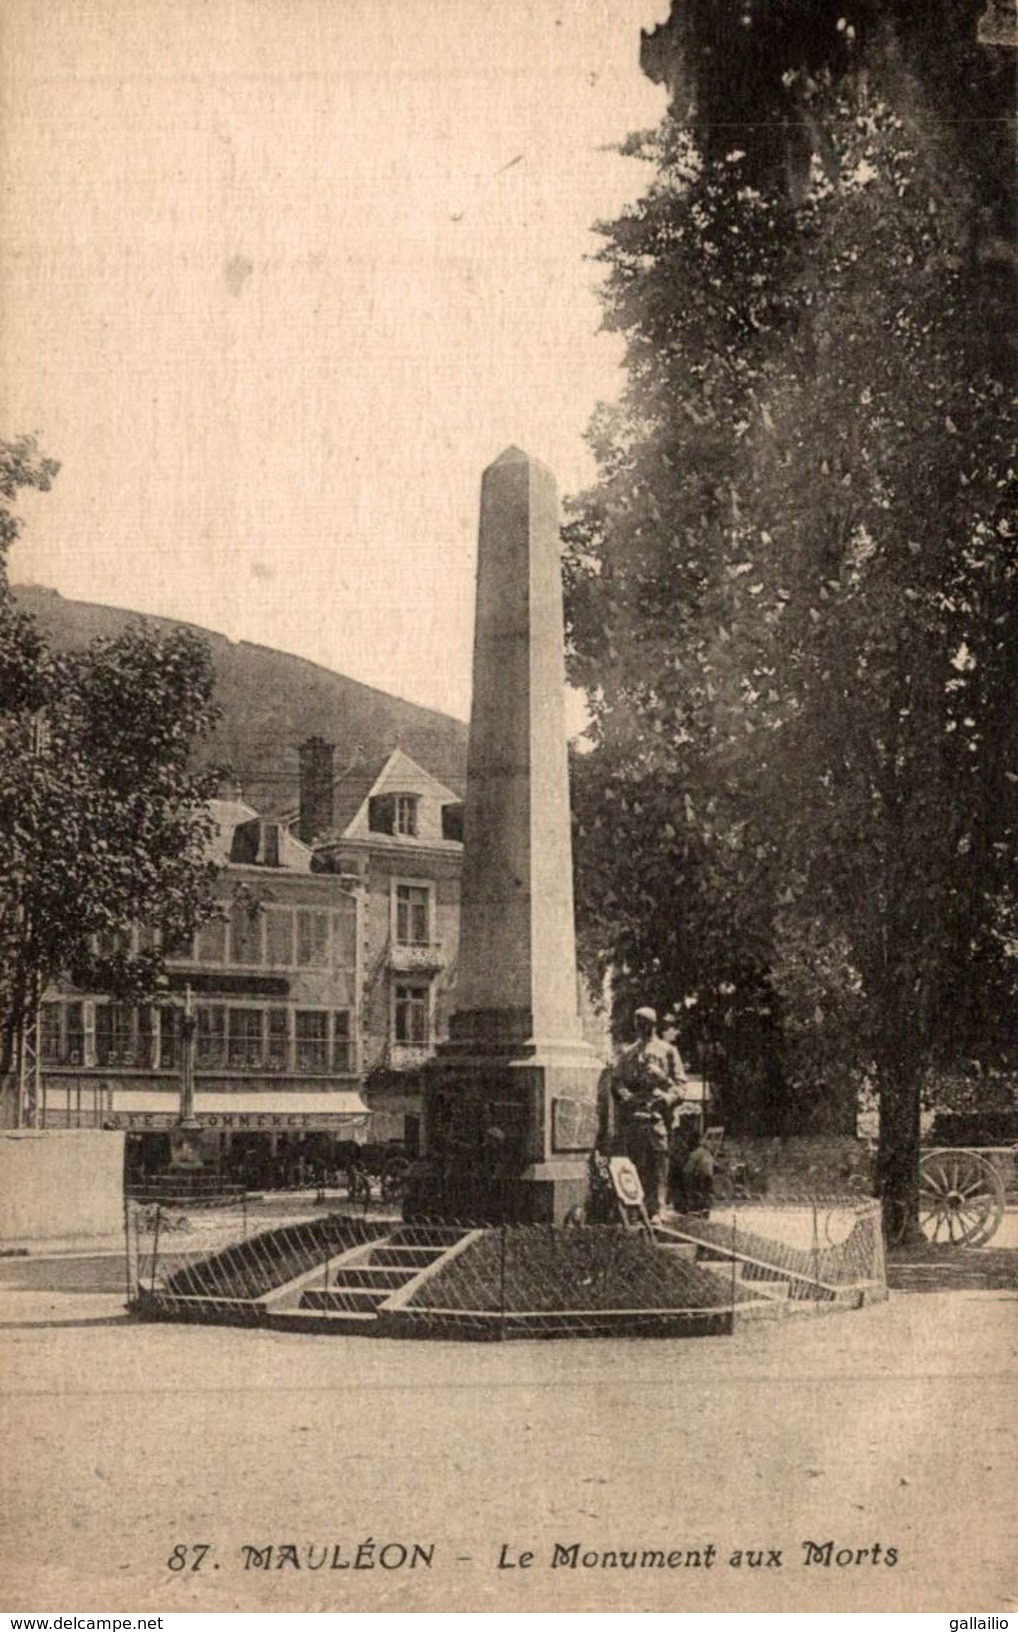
421 1042 603 1223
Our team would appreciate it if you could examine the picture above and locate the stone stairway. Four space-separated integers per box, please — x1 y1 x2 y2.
655 1234 794 1313
654 1218 850 1309
266 1224 472 1331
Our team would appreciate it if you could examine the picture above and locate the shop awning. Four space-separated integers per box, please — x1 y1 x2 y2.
107 1089 370 1131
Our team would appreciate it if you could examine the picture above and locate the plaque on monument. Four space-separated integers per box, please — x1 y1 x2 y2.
552 1096 602 1154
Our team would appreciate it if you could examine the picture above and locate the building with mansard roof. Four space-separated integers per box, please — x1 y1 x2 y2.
289 737 465 1154
29 738 465 1182
34 791 371 1187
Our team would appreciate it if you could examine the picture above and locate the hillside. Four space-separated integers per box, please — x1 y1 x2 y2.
14 585 468 815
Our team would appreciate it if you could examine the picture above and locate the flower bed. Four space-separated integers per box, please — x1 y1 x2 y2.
161 1213 385 1300
405 1225 756 1314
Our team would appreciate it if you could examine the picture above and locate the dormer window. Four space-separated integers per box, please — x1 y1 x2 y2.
441 802 464 843
394 794 419 837
369 792 419 836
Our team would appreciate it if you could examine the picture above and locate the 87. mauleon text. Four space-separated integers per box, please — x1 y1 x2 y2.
163 1536 900 1576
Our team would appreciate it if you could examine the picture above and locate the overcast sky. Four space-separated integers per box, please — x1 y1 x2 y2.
1 0 665 720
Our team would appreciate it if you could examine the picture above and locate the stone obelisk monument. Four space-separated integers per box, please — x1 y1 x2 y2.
421 447 602 1222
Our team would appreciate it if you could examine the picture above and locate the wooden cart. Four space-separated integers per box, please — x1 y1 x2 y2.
915 1146 1008 1246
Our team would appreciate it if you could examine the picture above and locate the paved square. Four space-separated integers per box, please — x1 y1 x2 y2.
1 1276 1015 1612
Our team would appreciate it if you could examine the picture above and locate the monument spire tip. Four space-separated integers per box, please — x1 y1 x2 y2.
486 445 557 487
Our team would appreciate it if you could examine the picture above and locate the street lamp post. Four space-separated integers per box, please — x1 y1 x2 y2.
178 982 199 1130
154 978 203 1174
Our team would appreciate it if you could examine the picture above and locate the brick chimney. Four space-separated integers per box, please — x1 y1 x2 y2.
298 736 335 845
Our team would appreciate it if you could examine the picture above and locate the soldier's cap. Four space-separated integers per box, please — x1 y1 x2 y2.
634 1005 657 1023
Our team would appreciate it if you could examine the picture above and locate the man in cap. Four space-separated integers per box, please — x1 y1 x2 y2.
611 1005 686 1223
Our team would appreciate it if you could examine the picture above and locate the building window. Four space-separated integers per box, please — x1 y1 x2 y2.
265 908 294 968
40 1003 62 1065
395 883 430 946
95 1004 126 1067
331 1010 353 1072
267 1008 289 1072
195 917 227 965
158 1007 179 1070
95 1004 153 1068
441 802 464 843
295 1011 329 1073
368 792 419 836
40 1001 85 1066
368 794 391 834
394 983 430 1047
394 794 419 836
332 899 358 966
230 902 264 966
228 1007 264 1070
196 1006 227 1069
296 908 330 969
138 1006 154 1068
96 927 132 959
67 1003 86 1064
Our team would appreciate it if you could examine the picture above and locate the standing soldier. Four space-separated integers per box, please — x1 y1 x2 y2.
611 1005 686 1224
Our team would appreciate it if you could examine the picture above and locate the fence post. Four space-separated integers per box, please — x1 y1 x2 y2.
123 1194 132 1308
871 1199 887 1290
150 1205 162 1295
498 1221 507 1342
811 1199 820 1304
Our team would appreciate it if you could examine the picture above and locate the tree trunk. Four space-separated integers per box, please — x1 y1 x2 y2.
877 1057 924 1246
0 1015 20 1128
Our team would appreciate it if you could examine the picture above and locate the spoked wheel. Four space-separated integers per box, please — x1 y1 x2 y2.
918 1148 1005 1247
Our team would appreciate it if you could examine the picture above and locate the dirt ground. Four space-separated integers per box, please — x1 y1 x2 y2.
1 1274 1015 1613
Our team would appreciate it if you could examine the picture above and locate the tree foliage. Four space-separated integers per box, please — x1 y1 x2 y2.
0 438 223 1119
565 3 1016 1228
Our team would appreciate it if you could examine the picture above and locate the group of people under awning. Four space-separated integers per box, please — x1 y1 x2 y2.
598 1004 715 1225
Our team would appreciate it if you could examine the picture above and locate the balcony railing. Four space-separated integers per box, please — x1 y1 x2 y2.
386 1043 434 1072
387 939 445 973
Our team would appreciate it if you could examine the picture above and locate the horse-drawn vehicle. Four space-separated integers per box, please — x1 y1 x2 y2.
910 1146 1008 1246
677 1122 1010 1246
332 1139 414 1207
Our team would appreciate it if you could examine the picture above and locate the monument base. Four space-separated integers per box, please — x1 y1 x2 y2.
515 1158 592 1223
412 1047 604 1225
407 1151 594 1225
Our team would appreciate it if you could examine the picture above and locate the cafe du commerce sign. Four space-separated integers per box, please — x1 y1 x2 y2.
105 1110 367 1131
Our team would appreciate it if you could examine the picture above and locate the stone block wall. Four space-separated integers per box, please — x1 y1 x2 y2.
0 1129 125 1242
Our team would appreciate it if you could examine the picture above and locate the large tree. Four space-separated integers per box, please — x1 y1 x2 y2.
565 3 1016 1234
0 438 223 1124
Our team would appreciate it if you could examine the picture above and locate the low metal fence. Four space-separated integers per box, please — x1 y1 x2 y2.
665 1194 887 1307
125 1191 885 1338
125 1200 387 1315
